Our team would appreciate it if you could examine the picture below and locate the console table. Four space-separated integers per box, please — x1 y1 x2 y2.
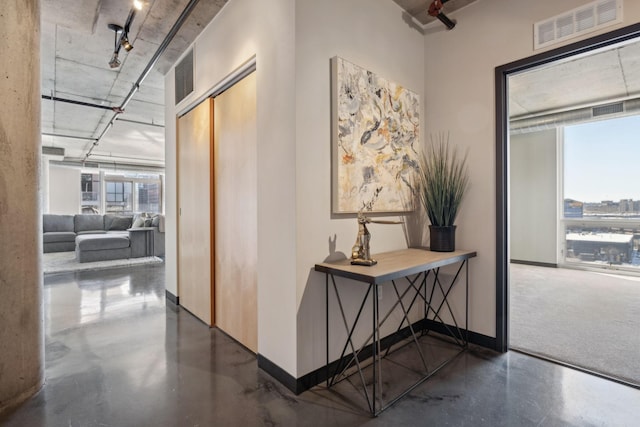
315 248 476 416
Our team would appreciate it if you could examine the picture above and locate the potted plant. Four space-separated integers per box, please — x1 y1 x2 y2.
416 133 469 252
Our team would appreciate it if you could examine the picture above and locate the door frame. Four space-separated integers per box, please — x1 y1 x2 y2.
494 23 640 352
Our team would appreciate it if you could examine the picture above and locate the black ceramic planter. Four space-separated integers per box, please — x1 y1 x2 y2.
429 225 456 252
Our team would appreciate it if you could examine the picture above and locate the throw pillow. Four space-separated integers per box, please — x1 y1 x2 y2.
109 216 133 230
132 216 145 228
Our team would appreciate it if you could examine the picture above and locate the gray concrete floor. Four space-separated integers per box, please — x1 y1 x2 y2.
1 263 640 426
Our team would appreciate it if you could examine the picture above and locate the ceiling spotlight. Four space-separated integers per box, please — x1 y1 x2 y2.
107 0 142 68
109 53 121 69
121 36 133 52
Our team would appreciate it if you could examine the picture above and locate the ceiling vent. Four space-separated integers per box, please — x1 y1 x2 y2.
592 102 623 117
534 0 622 50
175 49 194 105
42 146 65 157
82 161 101 169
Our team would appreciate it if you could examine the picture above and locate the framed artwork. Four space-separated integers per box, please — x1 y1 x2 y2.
331 56 420 214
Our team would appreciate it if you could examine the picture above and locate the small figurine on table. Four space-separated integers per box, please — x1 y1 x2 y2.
351 212 402 266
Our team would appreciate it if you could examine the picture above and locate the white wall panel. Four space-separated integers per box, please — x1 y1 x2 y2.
510 130 558 264
49 165 81 214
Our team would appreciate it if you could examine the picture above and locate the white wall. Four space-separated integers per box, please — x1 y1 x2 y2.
48 164 80 214
510 130 558 264
294 0 426 376
423 0 640 338
165 0 297 375
166 0 640 380
166 0 424 378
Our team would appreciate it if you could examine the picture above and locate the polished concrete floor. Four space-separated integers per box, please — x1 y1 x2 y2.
1 263 640 426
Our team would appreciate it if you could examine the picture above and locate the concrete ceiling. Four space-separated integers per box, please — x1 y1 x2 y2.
509 39 640 119
41 0 227 168
41 0 640 169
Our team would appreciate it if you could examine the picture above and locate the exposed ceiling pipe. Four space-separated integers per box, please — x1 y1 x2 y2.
84 0 202 161
115 117 165 128
51 159 165 173
42 132 98 142
428 0 456 30
510 98 640 134
41 95 118 111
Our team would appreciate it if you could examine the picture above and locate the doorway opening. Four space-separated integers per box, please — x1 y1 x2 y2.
496 23 640 388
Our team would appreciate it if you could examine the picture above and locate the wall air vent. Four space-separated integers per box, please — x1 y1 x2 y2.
42 146 65 157
534 0 622 50
175 49 194 105
592 102 623 117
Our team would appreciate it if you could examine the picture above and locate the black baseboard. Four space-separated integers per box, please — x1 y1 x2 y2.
421 318 496 350
510 259 557 268
257 354 298 393
257 320 428 395
295 319 428 395
294 318 497 395
165 290 179 305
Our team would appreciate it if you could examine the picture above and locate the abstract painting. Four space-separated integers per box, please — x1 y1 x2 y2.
331 56 420 213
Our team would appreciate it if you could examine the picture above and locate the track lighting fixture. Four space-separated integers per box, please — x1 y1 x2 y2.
107 1 143 68
121 36 133 52
108 24 123 68
109 53 121 69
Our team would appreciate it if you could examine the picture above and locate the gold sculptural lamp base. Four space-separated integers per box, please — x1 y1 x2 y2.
351 212 402 266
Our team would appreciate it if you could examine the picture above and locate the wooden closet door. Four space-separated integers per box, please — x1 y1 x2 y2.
214 72 257 352
177 98 214 325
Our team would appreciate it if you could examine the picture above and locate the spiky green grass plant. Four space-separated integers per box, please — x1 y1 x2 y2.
417 133 469 227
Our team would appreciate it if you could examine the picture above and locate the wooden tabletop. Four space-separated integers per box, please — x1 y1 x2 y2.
315 248 477 285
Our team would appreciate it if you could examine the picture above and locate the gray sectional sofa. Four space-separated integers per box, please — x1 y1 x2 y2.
43 214 165 262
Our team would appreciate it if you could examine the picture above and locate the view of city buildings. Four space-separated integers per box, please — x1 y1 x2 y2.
564 198 640 218
564 198 640 268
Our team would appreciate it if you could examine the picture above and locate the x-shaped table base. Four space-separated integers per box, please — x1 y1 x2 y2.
316 248 476 416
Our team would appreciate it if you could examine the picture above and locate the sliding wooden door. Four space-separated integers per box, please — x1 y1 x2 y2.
177 98 214 325
214 72 257 352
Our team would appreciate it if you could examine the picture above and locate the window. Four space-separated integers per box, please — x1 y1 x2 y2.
105 181 133 213
562 115 640 269
135 182 161 213
81 173 100 214
80 172 163 215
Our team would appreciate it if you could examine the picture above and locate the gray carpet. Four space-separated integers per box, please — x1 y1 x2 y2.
510 263 640 386
43 251 163 275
